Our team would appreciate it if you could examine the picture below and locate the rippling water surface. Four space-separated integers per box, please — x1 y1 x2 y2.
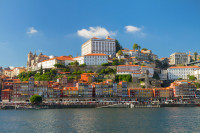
0 107 200 132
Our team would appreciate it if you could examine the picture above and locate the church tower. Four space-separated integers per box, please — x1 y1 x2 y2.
27 51 33 68
188 51 192 63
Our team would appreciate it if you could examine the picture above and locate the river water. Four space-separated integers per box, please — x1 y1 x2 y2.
0 107 200 132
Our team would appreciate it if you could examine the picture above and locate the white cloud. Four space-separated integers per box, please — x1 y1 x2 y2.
125 25 142 33
27 27 38 35
77 26 116 39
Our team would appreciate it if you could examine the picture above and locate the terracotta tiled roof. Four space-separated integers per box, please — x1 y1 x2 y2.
41 56 74 62
91 37 100 39
41 55 49 57
117 65 140 66
106 37 115 40
2 89 12 92
73 56 83 59
169 66 200 69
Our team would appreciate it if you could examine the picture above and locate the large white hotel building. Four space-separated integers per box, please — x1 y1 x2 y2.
167 66 200 80
81 36 116 57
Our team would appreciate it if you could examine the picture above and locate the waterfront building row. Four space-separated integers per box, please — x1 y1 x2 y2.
1 77 198 102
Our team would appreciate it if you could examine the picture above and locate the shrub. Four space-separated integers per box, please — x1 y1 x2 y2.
30 95 42 105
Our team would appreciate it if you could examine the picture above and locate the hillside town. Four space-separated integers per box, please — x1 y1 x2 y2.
1 36 200 104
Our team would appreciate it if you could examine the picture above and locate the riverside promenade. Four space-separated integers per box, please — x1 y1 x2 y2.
0 101 199 110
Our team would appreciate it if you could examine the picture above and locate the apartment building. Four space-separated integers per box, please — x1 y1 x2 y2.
169 52 189 65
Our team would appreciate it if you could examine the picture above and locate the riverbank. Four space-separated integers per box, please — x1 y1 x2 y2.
1 103 200 110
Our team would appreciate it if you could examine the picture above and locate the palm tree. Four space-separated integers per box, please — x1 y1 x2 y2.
194 52 198 61
133 43 138 51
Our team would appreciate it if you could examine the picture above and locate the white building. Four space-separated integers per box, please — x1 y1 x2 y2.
117 65 154 78
37 56 74 69
84 53 108 65
169 52 189 65
73 56 84 65
12 67 26 77
159 70 168 80
194 69 200 80
167 66 200 80
81 36 116 57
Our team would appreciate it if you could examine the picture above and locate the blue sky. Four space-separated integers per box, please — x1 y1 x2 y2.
0 0 200 67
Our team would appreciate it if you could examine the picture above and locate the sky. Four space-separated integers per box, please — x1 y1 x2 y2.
0 0 200 67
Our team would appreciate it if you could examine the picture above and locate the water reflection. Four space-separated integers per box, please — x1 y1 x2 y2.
0 108 200 132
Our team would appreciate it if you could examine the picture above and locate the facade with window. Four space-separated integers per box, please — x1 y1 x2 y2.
167 66 200 80
81 36 116 57
84 53 108 65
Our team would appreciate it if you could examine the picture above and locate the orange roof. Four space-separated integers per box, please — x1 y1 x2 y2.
57 72 70 74
56 56 73 61
117 65 139 66
169 66 200 69
41 55 49 57
141 66 152 68
41 56 73 62
106 37 115 40
91 37 100 39
53 88 60 90
132 73 142 74
84 53 108 56
2 89 12 92
73 56 83 59
63 87 78 91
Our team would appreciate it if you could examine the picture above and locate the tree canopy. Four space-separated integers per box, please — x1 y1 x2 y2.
194 52 198 61
188 75 197 81
117 50 123 56
116 40 123 52
115 74 132 82
54 63 66 68
30 95 42 105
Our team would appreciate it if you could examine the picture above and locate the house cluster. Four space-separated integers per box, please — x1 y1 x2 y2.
2 67 26 78
128 80 197 99
1 73 198 102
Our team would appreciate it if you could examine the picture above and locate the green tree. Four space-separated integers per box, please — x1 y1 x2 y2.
39 65 43 75
79 63 86 67
87 70 93 73
115 40 123 52
69 55 73 58
138 45 141 52
194 52 198 61
117 50 123 56
188 75 197 81
54 63 65 68
142 48 148 51
63 68 70 72
112 59 119 66
133 43 138 51
101 63 109 66
30 95 42 105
